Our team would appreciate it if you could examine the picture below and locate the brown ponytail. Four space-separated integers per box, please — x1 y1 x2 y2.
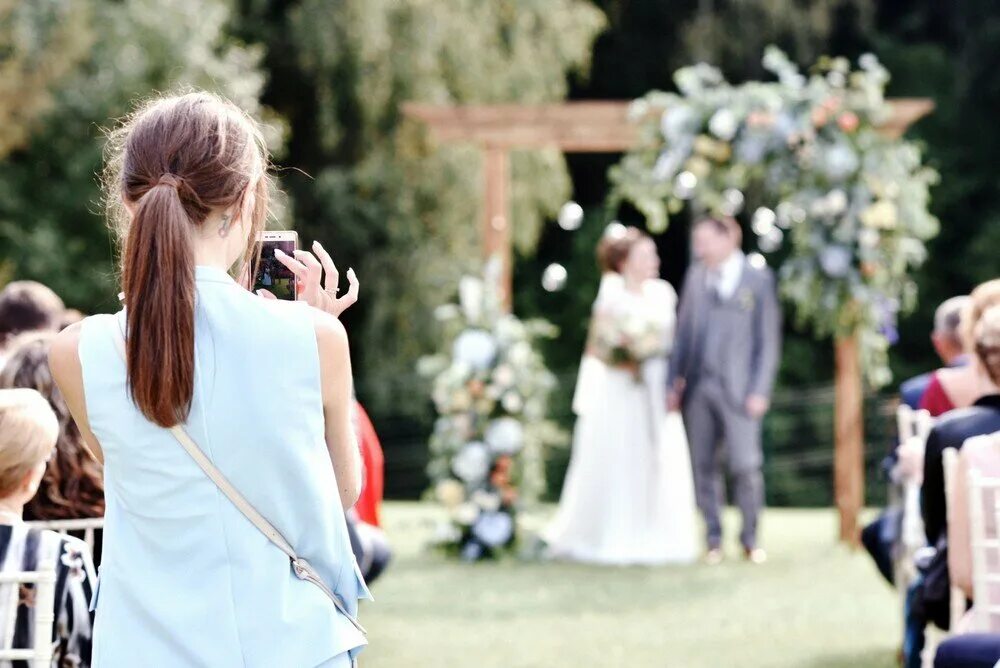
121 179 197 426
104 93 270 427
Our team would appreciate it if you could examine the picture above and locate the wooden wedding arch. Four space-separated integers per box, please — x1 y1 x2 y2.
404 98 934 543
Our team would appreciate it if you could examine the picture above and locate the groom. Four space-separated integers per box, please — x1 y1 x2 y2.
667 216 781 564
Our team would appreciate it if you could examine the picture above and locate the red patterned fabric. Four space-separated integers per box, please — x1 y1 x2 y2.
353 401 385 527
919 372 956 417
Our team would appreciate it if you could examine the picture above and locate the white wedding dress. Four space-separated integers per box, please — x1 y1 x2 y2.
544 274 699 565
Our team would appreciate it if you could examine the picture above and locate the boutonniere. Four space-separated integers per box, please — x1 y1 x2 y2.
738 288 755 312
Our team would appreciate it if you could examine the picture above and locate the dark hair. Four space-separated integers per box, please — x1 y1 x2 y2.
694 215 743 246
0 281 65 346
0 332 105 520
596 227 650 273
103 92 270 427
59 308 85 331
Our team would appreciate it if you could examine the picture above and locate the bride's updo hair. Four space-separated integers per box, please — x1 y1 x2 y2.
974 305 1000 386
597 224 650 273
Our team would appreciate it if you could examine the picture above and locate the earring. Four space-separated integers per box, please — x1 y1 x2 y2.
218 214 231 238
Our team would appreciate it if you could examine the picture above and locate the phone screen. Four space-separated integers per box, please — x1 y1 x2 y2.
254 238 297 300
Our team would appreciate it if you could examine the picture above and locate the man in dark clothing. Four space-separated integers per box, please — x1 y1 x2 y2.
921 395 1000 545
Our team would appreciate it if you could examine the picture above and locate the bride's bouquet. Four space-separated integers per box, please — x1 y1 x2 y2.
589 308 669 369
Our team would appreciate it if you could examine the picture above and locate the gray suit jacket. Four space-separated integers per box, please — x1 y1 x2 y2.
668 258 782 407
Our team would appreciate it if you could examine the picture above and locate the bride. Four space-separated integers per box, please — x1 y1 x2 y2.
544 225 698 565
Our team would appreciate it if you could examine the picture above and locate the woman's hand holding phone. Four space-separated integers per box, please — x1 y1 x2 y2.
262 241 360 317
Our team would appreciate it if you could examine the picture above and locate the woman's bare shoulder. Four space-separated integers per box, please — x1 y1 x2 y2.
49 321 84 378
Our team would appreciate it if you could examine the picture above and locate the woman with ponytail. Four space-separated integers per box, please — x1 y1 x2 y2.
48 92 369 667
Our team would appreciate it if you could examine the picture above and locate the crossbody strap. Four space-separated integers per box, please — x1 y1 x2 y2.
110 322 366 637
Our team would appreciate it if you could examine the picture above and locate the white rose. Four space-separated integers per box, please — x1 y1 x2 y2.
493 364 515 388
435 479 466 508
458 277 484 322
501 392 524 414
452 441 491 484
471 489 502 513
485 417 525 455
452 329 498 371
708 108 738 142
453 502 480 526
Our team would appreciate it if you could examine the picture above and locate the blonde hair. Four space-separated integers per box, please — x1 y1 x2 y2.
963 279 1000 353
975 305 1000 386
0 388 58 498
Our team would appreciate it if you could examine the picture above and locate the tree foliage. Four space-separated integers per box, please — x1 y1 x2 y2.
233 0 605 413
0 0 268 309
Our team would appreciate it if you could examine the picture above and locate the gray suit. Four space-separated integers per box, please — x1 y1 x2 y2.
668 257 781 550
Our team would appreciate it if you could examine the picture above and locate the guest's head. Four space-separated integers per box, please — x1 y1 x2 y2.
597 225 659 281
932 296 972 365
973 305 1000 388
963 280 1000 355
0 281 65 350
0 333 104 519
692 216 742 268
0 388 58 511
103 91 271 427
58 309 85 332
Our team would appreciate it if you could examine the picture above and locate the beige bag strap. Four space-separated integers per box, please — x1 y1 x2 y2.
111 322 366 637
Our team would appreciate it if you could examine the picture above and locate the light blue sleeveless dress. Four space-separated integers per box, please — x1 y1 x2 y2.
78 266 371 667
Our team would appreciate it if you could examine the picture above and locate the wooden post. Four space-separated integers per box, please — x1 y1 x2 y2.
483 145 511 309
834 335 865 544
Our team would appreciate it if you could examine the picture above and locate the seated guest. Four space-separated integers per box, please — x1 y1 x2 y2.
923 280 1000 547
902 296 972 410
948 307 1000 632
863 296 976 585
0 388 96 666
921 296 983 416
0 333 105 562
353 401 385 528
906 282 1000 666
0 281 64 370
348 400 391 583
935 634 1000 668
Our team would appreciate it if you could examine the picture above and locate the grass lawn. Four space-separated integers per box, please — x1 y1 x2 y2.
359 503 900 668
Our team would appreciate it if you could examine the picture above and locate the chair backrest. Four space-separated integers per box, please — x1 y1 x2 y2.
26 518 104 554
899 407 934 550
897 404 916 441
898 403 934 440
0 551 58 667
942 448 969 629
966 466 1000 632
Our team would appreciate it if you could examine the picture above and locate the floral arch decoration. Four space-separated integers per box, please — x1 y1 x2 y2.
609 47 938 386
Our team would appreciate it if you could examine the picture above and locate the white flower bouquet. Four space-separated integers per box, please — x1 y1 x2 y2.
419 260 565 561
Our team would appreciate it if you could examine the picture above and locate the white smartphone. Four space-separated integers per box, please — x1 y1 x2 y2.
254 230 299 300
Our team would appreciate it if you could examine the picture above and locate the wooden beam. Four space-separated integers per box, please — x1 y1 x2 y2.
403 99 934 151
403 102 639 152
879 98 935 139
483 146 511 308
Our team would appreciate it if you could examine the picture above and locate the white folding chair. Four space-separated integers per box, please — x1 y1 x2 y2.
895 406 934 618
0 552 58 667
27 518 104 554
921 449 968 667
944 449 971 623
966 467 1000 632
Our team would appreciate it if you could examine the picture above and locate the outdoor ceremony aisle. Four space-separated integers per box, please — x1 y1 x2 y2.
362 504 899 668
